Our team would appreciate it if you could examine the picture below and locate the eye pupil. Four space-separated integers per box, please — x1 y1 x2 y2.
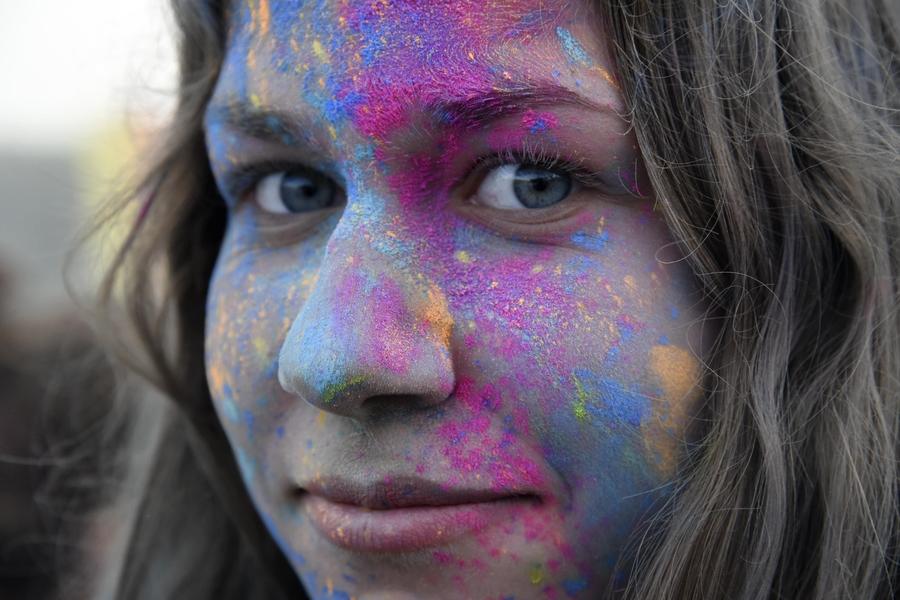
280 170 335 212
513 166 572 209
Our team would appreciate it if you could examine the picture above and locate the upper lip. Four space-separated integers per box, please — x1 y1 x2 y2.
298 475 540 510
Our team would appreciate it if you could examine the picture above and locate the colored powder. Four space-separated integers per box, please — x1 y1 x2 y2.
223 396 241 424
454 249 473 263
572 374 590 422
311 39 330 63
369 275 419 374
247 0 270 37
643 344 701 473
259 510 307 566
236 447 256 480
320 374 368 404
243 409 256 439
556 27 592 67
424 282 454 348
521 109 558 134
570 230 609 252
208 363 228 399
573 368 650 429
649 345 699 402
252 336 268 360
529 563 545 585
563 578 589 596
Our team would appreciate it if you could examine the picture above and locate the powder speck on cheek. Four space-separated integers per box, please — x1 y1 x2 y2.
236 446 257 481
642 344 702 473
311 38 330 63
570 229 609 252
223 397 241 424
650 344 700 402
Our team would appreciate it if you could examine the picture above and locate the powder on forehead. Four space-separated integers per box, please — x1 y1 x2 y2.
227 0 584 138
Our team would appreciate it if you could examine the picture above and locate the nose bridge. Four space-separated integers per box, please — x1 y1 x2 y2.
277 210 456 418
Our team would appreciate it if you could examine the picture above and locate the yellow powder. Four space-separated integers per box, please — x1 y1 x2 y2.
312 39 330 64
252 336 268 361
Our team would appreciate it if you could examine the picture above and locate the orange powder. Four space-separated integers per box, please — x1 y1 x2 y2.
642 344 701 474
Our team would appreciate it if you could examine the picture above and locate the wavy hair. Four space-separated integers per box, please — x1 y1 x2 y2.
91 0 899 598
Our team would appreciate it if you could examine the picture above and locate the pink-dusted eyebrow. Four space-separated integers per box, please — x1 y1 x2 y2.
428 82 617 129
205 81 619 147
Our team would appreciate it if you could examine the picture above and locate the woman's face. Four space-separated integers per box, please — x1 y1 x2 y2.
204 1 706 597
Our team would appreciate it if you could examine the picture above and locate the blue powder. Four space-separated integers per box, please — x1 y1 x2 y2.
528 116 551 133
563 577 589 596
260 510 307 566
617 319 635 343
325 88 365 124
243 409 256 439
222 394 240 424
556 27 593 66
354 143 375 162
573 368 650 428
571 230 609 252
236 447 256 480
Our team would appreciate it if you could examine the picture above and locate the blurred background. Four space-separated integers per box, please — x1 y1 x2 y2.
0 2 177 597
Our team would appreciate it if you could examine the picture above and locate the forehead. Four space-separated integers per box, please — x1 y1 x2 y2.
215 1 614 133
226 0 595 54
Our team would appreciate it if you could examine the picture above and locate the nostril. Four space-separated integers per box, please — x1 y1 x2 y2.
361 394 434 422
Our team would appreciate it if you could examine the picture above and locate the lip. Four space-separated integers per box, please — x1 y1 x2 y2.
298 476 541 552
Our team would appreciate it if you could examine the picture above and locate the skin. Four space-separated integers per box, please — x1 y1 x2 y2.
203 1 708 598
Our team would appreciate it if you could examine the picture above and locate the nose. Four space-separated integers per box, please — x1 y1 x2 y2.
277 237 456 420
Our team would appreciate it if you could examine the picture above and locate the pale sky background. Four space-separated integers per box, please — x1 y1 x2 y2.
0 1 179 319
0 0 178 150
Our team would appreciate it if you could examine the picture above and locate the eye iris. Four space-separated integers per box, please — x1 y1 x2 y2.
280 170 335 212
512 166 572 209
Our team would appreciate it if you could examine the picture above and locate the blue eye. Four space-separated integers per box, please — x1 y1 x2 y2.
475 164 574 210
254 168 338 214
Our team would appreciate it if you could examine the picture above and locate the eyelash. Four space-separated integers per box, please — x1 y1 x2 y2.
221 159 310 202
219 144 622 205
468 143 618 193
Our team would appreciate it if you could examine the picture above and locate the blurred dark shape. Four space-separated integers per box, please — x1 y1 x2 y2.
0 258 122 599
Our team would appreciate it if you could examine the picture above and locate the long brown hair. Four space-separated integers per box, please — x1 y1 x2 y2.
92 0 900 597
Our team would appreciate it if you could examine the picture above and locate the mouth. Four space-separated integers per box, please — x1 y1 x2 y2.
296 476 542 552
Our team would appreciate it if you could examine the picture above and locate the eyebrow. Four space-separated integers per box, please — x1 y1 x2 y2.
429 82 617 129
205 103 318 147
204 82 619 145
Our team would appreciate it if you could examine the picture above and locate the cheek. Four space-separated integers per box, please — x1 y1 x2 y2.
204 216 325 482
433 211 704 482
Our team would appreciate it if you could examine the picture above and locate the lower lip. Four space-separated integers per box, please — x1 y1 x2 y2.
302 494 536 552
